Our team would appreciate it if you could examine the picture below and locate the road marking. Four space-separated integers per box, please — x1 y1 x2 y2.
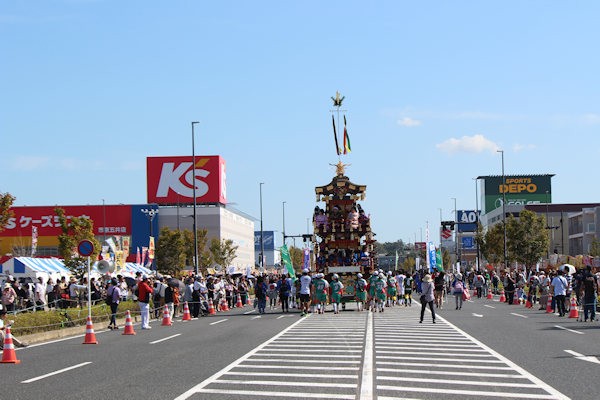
472 313 483 317
251 316 261 320
214 379 357 388
377 385 557 399
435 315 568 399
510 312 528 318
277 315 285 319
174 314 306 400
377 367 524 379
555 325 584 335
483 305 495 309
22 362 92 383
564 349 600 364
243 309 257 315
149 334 181 344
378 376 538 388
210 319 228 326
238 364 359 371
360 310 373 400
224 371 357 379
193 389 354 399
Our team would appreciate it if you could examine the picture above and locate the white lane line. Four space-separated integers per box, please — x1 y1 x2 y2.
377 386 556 399
564 349 600 364
224 371 357 379
243 309 257 315
360 311 373 400
555 325 584 335
265 348 362 353
195 389 354 399
378 376 538 388
377 361 512 370
510 312 528 318
376 350 494 358
377 345 487 352
377 355 504 363
277 315 285 319
377 367 525 379
472 313 484 317
255 352 360 358
238 364 359 371
149 334 181 344
251 316 261 320
435 315 569 399
484 305 496 309
214 379 357 388
209 319 228 326
22 362 92 383
174 314 306 400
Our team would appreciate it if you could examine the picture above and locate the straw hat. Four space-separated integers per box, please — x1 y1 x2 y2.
423 274 433 282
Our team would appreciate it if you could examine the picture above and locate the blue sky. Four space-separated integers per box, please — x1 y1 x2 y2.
2 1 599 245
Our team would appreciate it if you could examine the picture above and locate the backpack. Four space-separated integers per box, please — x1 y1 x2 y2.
105 287 113 306
453 280 464 293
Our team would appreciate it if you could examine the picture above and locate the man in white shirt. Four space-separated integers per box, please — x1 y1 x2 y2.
551 270 569 317
299 269 312 316
34 277 46 311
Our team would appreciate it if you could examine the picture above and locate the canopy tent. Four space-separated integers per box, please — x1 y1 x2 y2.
0 257 71 281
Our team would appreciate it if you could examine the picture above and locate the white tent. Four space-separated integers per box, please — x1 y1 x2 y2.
90 261 152 278
0 257 71 282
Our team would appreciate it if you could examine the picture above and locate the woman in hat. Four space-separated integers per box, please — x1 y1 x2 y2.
420 274 436 323
452 273 465 310
1 283 17 313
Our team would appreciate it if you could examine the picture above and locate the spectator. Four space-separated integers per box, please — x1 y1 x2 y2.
255 276 267 314
451 273 465 310
551 269 568 317
164 281 174 319
420 274 436 323
267 277 278 310
46 278 56 309
34 277 46 311
434 272 445 309
2 283 18 313
330 274 344 314
580 265 598 322
299 269 312 316
137 275 153 329
238 277 249 306
107 278 121 330
0 308 28 348
278 274 291 313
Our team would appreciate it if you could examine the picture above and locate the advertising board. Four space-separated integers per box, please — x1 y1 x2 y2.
480 175 553 214
457 210 479 232
0 205 132 237
147 155 227 205
254 231 275 251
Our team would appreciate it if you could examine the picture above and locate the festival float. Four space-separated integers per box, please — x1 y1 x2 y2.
311 92 376 306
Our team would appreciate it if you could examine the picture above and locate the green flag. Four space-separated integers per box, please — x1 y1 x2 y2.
436 248 443 272
280 244 296 281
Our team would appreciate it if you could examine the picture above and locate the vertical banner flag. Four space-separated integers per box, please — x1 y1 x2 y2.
106 237 117 254
415 257 421 270
395 250 399 270
136 247 141 265
343 115 351 154
303 247 310 270
141 246 148 267
115 250 124 272
148 237 155 260
31 226 38 256
122 236 131 261
436 248 443 272
332 115 341 155
280 244 296 281
428 242 437 273
101 245 110 261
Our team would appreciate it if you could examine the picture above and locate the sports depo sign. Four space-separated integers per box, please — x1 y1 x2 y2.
481 174 553 214
147 156 227 205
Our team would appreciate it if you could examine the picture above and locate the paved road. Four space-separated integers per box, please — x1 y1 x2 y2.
2 296 596 399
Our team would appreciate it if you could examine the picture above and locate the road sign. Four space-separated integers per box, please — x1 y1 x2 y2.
77 240 94 257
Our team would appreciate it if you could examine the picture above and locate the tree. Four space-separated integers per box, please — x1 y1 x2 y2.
156 227 187 277
402 256 415 272
476 221 505 267
442 249 451 270
55 207 100 277
182 229 212 274
209 238 238 273
289 246 304 271
0 192 15 233
378 240 405 256
590 237 600 257
507 210 549 270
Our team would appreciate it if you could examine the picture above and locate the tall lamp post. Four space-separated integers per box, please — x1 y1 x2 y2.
259 182 265 270
497 149 508 270
141 206 159 270
473 178 480 272
282 201 286 246
191 121 199 275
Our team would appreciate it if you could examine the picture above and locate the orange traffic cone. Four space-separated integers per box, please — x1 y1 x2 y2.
0 326 21 364
122 310 136 335
236 293 243 308
486 291 493 300
220 297 229 312
182 302 191 321
546 295 553 313
568 297 579 319
83 316 98 344
207 298 216 315
499 290 506 302
525 296 533 308
161 305 172 326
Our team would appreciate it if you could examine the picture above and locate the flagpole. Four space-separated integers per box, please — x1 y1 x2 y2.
330 91 346 161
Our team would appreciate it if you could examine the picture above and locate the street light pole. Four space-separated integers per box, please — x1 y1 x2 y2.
191 121 199 276
497 149 508 270
260 182 264 270
282 201 286 246
474 178 480 272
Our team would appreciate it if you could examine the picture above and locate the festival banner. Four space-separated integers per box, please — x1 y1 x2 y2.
280 244 296 281
31 226 38 256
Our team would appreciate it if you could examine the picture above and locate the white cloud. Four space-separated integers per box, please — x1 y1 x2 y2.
583 113 600 125
513 143 537 152
397 117 421 127
10 156 49 171
436 134 500 154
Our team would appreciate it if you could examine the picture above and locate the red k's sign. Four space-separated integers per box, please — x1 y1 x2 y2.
146 156 227 205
